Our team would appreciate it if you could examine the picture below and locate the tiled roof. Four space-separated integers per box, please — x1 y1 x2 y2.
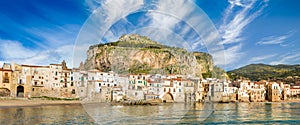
21 65 49 68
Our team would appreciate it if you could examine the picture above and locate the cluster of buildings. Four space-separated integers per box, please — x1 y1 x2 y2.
1 61 300 103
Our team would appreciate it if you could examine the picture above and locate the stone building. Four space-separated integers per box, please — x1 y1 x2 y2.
21 64 50 98
290 86 300 97
0 63 13 97
267 82 281 102
206 80 224 102
248 82 266 102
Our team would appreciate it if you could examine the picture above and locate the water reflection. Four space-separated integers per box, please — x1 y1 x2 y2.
0 105 95 125
1 102 300 124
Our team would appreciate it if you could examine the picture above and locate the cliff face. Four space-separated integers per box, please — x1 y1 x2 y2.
84 34 215 77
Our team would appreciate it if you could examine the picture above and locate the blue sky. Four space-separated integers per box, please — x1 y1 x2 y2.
0 0 299 71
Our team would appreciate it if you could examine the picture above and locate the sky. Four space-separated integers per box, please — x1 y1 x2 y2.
0 0 299 71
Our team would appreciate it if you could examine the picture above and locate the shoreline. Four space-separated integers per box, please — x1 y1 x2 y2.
1 98 300 108
0 98 81 108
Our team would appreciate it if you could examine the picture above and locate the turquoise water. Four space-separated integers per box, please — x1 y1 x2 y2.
1 102 300 124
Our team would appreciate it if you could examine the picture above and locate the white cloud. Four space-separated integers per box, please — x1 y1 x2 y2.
74 0 144 65
214 43 243 66
219 0 269 44
216 0 269 69
0 40 36 59
0 39 75 68
249 54 276 62
147 0 193 28
256 34 292 45
84 0 101 13
0 61 4 67
226 44 243 65
24 24 79 48
81 0 225 68
270 53 300 65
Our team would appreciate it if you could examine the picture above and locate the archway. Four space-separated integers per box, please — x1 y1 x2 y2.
17 86 24 97
162 92 174 103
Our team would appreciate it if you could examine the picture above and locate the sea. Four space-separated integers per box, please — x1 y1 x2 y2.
1 102 300 124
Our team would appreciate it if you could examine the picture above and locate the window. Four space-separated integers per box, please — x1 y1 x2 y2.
164 88 166 92
71 82 73 86
3 73 9 83
99 83 101 86
32 76 34 78
41 82 43 85
114 84 117 86
34 82 37 86
71 89 75 94
32 88 34 91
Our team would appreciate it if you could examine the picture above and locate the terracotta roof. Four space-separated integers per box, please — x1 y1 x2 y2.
171 78 183 81
21 65 49 68
290 88 300 90
49 64 62 66
0 68 12 71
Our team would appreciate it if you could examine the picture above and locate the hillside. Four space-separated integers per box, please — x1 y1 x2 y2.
227 63 300 83
84 34 225 78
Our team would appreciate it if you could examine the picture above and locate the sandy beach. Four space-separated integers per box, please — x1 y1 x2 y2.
0 98 81 107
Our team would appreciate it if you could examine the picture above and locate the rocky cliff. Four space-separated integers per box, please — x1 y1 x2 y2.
84 34 216 77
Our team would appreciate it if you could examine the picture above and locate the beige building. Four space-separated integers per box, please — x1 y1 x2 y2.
267 82 281 102
249 82 265 102
290 87 300 97
21 64 50 98
0 63 13 97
